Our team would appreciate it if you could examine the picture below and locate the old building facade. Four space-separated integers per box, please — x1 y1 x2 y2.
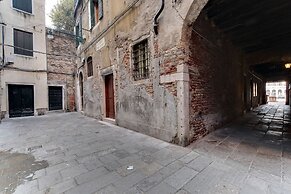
0 0 77 118
74 0 291 146
46 28 76 112
0 0 48 118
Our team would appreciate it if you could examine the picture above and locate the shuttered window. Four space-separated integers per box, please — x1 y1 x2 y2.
75 15 83 46
13 0 32 14
89 0 103 29
14 29 33 56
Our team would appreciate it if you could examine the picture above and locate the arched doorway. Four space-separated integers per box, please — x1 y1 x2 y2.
181 0 291 142
79 72 84 111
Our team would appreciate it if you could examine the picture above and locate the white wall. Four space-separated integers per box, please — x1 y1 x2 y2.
0 0 48 116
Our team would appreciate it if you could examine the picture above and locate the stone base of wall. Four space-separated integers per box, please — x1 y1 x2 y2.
1 111 6 119
36 108 47 116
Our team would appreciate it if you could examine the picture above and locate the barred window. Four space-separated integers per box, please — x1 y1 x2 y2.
133 39 149 80
87 57 93 77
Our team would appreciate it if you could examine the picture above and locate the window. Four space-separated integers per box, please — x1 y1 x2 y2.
266 90 270 95
87 57 93 77
278 89 283 96
253 83 258 97
89 0 103 28
13 0 32 13
14 29 33 56
75 16 83 46
272 90 276 96
133 39 149 80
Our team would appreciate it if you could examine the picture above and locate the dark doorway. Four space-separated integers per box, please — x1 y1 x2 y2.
8 84 34 118
48 86 63 111
79 72 84 111
105 74 115 119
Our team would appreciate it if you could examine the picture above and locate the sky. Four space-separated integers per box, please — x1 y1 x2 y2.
45 0 59 28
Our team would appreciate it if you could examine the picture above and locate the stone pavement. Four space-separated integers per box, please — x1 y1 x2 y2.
0 104 290 194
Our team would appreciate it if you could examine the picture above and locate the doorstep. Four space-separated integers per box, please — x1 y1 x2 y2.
102 117 116 125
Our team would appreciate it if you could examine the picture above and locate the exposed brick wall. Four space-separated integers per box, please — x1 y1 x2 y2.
160 47 186 76
188 11 245 142
46 29 77 112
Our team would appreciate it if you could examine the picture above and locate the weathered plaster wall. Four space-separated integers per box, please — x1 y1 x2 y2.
76 0 261 145
1 70 48 116
188 11 245 142
75 0 194 144
0 0 47 71
0 0 48 117
46 29 76 112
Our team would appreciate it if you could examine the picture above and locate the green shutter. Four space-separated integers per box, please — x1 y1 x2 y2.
90 0 95 28
79 15 83 38
98 0 103 20
75 15 83 45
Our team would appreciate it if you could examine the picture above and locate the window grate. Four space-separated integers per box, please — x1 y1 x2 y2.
132 39 149 81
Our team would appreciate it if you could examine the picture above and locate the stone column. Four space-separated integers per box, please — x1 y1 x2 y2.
160 63 190 146
176 64 190 146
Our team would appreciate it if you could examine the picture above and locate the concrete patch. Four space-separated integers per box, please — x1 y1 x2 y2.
0 151 48 194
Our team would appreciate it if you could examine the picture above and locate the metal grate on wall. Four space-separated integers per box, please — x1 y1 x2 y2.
132 39 149 81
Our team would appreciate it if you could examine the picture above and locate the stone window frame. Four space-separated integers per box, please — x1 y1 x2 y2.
87 56 94 77
131 38 150 81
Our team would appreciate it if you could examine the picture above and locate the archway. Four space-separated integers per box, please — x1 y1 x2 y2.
182 0 291 142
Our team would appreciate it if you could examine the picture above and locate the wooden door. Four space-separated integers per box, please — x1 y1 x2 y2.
8 84 34 118
105 74 115 119
49 86 63 111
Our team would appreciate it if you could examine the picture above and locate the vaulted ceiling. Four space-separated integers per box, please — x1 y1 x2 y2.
203 0 291 54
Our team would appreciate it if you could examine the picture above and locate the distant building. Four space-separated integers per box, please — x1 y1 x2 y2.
0 0 48 118
266 82 286 102
0 0 76 118
46 28 76 112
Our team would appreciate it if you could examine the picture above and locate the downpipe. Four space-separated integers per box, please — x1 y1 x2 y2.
154 0 165 35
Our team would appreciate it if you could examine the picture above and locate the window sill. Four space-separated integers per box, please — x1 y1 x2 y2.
12 7 33 16
133 78 151 85
14 53 35 59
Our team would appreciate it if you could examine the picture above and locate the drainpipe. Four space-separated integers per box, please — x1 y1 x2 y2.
154 0 165 35
0 23 5 67
0 22 4 123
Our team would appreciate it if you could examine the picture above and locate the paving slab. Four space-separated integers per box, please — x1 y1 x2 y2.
0 104 290 193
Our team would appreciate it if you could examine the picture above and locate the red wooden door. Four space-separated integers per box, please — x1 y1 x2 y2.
105 74 115 119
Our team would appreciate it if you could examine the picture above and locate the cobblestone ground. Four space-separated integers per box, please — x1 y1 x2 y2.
0 104 290 194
